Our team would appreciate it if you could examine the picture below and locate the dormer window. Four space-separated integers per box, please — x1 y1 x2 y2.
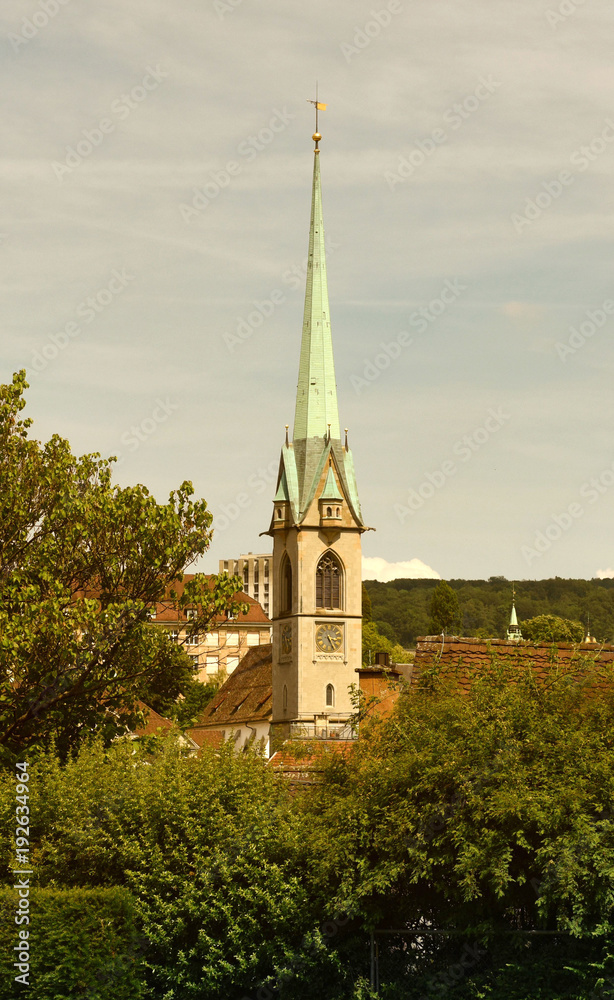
273 502 289 528
319 497 343 524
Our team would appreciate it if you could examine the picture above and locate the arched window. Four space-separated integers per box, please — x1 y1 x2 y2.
283 685 288 712
276 508 282 519
326 506 332 517
336 507 340 517
326 683 335 707
316 552 342 609
281 556 292 613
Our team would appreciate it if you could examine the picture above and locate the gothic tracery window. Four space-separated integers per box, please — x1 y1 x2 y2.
316 552 342 609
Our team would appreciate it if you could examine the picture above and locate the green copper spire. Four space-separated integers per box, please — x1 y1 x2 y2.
293 146 340 442
507 586 522 642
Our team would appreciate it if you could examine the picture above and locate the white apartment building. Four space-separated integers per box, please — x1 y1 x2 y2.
219 553 273 619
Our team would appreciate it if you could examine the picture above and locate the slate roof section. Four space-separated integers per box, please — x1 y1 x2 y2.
188 643 273 732
412 635 614 691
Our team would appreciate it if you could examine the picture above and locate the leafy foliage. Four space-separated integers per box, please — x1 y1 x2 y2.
0 886 143 999
0 738 351 998
0 371 246 758
521 613 585 643
166 676 221 729
429 580 463 635
308 659 614 940
362 621 407 665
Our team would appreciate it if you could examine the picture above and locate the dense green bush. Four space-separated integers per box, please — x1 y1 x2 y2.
0 887 143 999
0 738 352 998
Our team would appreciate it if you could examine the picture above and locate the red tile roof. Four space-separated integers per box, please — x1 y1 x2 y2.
154 574 270 624
412 635 614 691
133 701 175 737
187 727 224 749
268 740 354 784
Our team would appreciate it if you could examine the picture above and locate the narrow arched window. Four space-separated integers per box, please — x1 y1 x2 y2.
316 552 342 609
336 507 340 517
281 556 292 613
283 685 288 711
326 506 332 517
276 508 282 519
326 684 334 707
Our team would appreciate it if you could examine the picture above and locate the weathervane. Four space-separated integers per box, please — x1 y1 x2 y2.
307 82 327 148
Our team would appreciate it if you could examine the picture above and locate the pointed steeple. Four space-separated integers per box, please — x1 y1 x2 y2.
507 586 522 642
293 145 340 442
268 113 364 532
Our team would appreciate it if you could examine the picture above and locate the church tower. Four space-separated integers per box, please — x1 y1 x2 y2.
266 119 368 739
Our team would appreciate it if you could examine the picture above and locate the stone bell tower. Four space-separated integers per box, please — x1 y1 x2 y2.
265 116 368 740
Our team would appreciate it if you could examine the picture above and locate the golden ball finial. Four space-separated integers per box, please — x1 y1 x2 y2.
312 132 322 142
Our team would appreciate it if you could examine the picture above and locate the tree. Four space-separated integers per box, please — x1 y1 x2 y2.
428 580 462 635
362 621 407 665
521 614 584 643
0 372 246 758
308 657 614 996
166 675 221 729
361 583 372 622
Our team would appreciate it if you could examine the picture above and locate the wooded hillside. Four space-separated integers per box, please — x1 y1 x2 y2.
363 577 614 646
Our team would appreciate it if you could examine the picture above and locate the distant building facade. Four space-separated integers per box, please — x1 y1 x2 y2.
219 553 272 618
153 573 271 681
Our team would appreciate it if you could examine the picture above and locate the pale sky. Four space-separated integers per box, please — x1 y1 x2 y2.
3 0 614 582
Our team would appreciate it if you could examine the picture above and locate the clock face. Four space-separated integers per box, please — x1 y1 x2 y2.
316 623 343 653
281 624 292 654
